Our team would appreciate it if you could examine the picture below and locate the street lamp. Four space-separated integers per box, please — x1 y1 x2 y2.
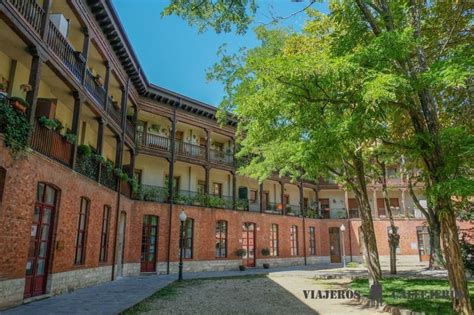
178 210 187 281
340 224 346 268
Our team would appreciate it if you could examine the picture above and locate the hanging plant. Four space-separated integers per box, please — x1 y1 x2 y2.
77 144 92 157
63 132 77 144
38 116 59 130
0 98 31 153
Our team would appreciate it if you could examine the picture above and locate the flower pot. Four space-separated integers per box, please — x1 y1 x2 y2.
263 263 270 269
239 265 246 271
10 100 27 113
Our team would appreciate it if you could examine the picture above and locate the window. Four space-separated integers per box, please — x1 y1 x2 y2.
213 183 222 197
249 190 257 203
182 218 194 259
213 142 224 151
290 225 298 256
75 198 90 264
99 205 111 262
270 224 279 256
197 180 206 194
309 227 316 255
165 175 180 190
215 221 227 258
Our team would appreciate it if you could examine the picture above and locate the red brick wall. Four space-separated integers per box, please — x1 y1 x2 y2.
1 140 473 284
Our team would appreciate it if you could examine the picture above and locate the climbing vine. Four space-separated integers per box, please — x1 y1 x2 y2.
0 99 31 153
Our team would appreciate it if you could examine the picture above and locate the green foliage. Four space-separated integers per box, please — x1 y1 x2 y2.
0 99 31 153
38 116 60 130
163 0 257 34
459 231 474 275
63 132 77 144
77 144 92 157
235 248 246 258
351 278 474 314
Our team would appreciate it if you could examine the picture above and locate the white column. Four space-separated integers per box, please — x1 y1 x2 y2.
372 189 378 217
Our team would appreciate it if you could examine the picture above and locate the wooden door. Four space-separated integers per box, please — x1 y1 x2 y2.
263 192 269 210
24 184 57 298
320 199 330 218
348 198 359 218
377 198 386 216
242 223 256 267
416 226 431 261
329 227 341 263
141 215 159 272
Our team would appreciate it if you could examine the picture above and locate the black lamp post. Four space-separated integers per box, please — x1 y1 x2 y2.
178 210 187 281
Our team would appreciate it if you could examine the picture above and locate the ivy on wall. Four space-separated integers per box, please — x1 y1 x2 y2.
0 98 31 153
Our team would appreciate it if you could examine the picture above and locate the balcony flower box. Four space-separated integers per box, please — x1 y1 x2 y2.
9 97 29 113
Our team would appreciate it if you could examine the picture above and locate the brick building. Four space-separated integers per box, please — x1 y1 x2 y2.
0 0 471 309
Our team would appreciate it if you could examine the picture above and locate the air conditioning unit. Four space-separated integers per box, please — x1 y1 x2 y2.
50 14 69 38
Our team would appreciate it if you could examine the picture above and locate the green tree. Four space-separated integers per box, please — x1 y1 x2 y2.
166 1 474 313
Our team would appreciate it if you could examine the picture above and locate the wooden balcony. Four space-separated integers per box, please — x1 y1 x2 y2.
84 69 106 107
106 97 122 126
9 0 45 34
136 131 170 154
210 149 234 166
175 141 205 160
30 122 73 166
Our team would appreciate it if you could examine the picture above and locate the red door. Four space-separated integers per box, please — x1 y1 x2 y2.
24 183 57 298
242 223 256 267
141 215 159 272
329 227 341 263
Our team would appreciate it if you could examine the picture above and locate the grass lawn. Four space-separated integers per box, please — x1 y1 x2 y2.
123 275 267 315
351 278 474 315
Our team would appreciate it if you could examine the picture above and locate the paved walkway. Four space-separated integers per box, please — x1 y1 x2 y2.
1 264 338 315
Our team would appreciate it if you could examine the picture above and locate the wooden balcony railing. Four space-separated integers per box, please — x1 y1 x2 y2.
136 131 170 152
30 122 73 166
209 149 234 165
105 96 121 126
125 119 135 140
84 68 106 107
46 20 83 81
9 0 45 34
175 141 205 159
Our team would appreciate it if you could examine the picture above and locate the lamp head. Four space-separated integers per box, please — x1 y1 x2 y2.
179 210 187 222
340 224 346 232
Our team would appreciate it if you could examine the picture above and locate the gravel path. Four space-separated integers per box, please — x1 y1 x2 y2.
130 273 388 315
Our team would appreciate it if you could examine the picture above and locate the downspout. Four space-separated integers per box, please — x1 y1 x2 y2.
300 178 307 266
166 100 178 274
111 79 129 281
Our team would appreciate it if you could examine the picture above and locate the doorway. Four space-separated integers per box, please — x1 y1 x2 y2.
141 215 159 272
416 226 431 262
24 183 58 298
329 227 341 263
242 223 256 267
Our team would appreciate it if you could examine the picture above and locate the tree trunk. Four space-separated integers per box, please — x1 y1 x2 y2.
378 159 399 274
408 181 445 269
351 153 382 286
438 197 473 315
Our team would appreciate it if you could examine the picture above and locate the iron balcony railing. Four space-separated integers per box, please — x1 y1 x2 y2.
175 141 206 159
84 68 106 107
9 0 45 34
46 20 83 81
209 149 234 166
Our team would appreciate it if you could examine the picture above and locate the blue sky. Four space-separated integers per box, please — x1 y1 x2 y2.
113 0 328 106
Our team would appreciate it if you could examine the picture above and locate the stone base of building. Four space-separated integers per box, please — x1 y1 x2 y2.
49 265 113 296
157 260 241 274
0 278 24 309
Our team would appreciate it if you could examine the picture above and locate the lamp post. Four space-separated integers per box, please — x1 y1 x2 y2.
340 224 346 268
178 210 187 281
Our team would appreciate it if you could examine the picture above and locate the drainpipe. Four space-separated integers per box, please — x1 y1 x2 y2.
348 218 353 262
111 80 129 281
300 178 307 266
166 100 178 274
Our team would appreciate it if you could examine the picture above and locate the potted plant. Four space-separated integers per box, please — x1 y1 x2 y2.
77 144 92 157
261 248 271 269
235 248 247 271
38 116 59 130
9 97 29 113
63 132 77 144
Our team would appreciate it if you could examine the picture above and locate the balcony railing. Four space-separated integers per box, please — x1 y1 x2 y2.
175 141 205 159
106 97 122 126
136 131 170 152
264 202 283 215
133 184 168 202
84 68 106 107
285 204 301 216
46 20 83 81
9 0 45 34
320 208 347 219
125 119 135 140
210 149 234 166
30 122 73 166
